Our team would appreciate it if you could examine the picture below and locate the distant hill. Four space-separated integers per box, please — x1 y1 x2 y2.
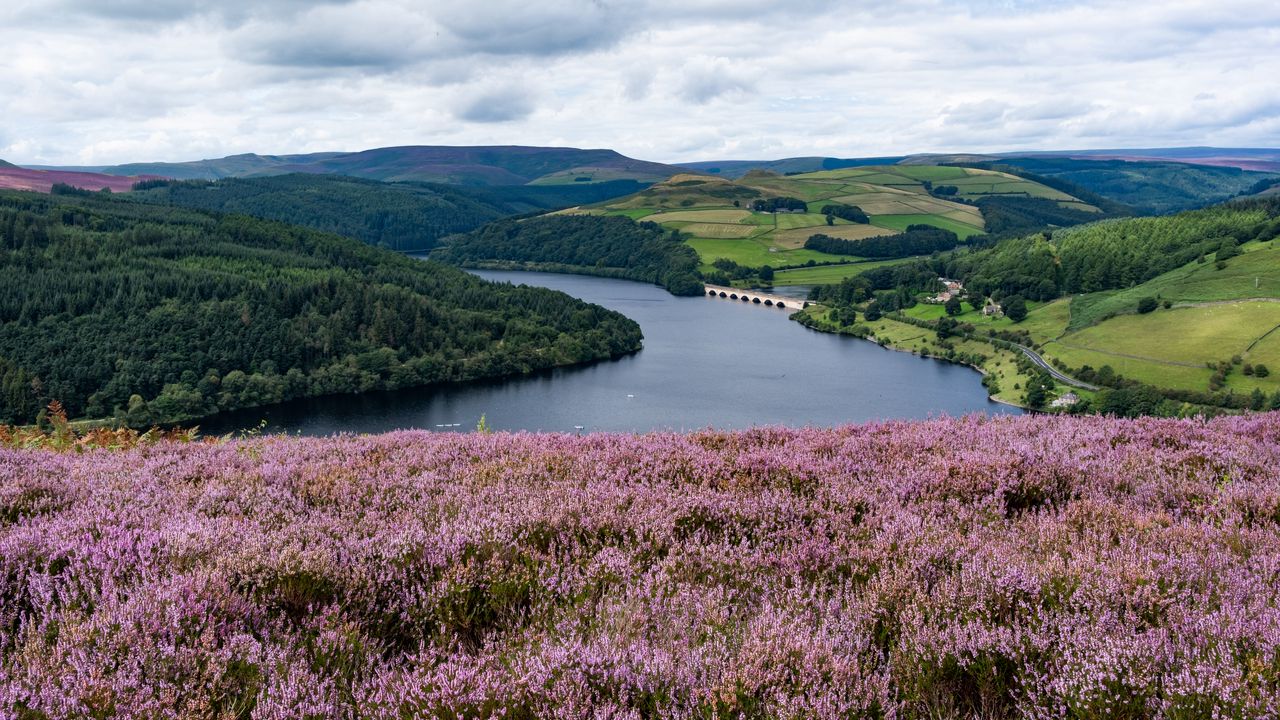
1024 147 1280 173
0 164 161 193
130 174 649 252
677 156 905 178
36 145 689 187
987 156 1278 214
522 165 1105 288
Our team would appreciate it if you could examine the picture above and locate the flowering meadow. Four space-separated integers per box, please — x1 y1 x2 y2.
2 414 1280 719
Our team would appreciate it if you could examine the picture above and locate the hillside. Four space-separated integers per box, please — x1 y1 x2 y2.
991 156 1278 213
569 166 1103 286
39 145 689 186
0 190 642 426
4 414 1280 716
434 214 704 295
676 156 904 178
1038 146 1280 172
878 198 1280 406
0 164 160 193
130 174 648 252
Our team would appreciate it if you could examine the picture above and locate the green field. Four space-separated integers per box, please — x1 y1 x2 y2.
870 214 985 239
903 298 1070 344
1039 342 1213 391
1030 297 1280 393
772 258 919 285
1064 241 1280 331
685 238 859 268
1060 302 1280 366
575 167 1097 270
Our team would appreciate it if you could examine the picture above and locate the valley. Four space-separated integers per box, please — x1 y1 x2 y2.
567 164 1100 284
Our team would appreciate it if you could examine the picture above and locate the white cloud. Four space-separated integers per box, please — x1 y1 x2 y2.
0 0 1277 165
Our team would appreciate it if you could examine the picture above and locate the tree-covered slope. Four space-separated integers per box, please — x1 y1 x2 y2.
994 156 1279 214
434 214 706 295
953 197 1280 300
0 190 642 426
129 174 649 253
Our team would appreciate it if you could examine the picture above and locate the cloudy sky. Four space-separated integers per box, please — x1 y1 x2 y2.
2 0 1278 165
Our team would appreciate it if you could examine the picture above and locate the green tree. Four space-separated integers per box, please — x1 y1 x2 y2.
1250 387 1267 411
944 295 963 316
1003 295 1028 323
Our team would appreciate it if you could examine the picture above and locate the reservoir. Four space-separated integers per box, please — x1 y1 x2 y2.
202 271 1018 435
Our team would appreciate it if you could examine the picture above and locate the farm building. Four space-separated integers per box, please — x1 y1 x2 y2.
1050 392 1080 409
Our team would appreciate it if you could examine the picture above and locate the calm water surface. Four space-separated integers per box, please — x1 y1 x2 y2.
203 271 1017 435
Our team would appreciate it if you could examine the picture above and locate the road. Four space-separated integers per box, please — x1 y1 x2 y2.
1013 343 1100 390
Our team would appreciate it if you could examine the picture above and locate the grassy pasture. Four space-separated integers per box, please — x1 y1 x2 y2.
771 257 921 285
686 237 859 268
902 298 1067 343
645 209 752 223
774 213 832 230
774 223 893 247
871 214 985 238
677 222 761 238
1066 242 1280 330
1062 302 1280 367
1039 342 1211 391
576 165 1095 270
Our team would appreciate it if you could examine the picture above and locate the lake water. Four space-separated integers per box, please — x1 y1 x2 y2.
202 271 1017 435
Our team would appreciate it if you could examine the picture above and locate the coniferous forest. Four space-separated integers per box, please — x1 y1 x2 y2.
130 174 647 252
433 214 707 295
0 190 642 425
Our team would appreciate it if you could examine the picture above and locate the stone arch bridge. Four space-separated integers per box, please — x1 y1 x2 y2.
702 285 804 314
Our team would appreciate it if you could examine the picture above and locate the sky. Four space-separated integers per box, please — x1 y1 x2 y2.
1 0 1278 165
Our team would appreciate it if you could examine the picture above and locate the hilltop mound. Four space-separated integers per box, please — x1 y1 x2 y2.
3 413 1279 715
41 145 691 187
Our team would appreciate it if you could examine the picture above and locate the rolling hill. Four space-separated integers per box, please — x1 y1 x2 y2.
0 163 160 193
885 197 1280 406
129 174 650 252
0 188 643 426
677 156 904 178
34 145 689 187
1031 146 1280 172
988 156 1278 214
567 165 1103 285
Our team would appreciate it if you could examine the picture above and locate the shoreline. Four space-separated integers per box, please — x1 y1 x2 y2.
791 307 1037 410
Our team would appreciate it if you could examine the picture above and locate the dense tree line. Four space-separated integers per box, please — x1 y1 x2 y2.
818 204 869 223
130 175 647 252
0 191 642 426
807 260 942 311
750 197 808 212
702 258 773 287
950 199 1280 300
805 224 959 259
433 214 706 295
974 195 1113 235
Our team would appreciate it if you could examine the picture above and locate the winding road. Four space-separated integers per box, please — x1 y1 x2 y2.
1013 343 1099 390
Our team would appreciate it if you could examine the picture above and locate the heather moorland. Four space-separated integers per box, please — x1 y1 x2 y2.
2 413 1278 718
